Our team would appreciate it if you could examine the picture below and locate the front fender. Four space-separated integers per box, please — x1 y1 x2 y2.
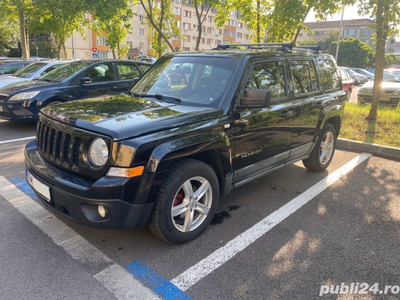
145 131 232 177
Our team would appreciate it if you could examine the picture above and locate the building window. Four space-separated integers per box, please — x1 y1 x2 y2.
230 31 234 37
230 10 236 16
127 41 133 47
183 23 190 31
173 7 181 15
216 29 221 36
223 29 228 36
140 29 145 35
96 36 107 45
207 38 211 45
238 22 243 28
230 20 236 27
215 39 221 45
237 32 242 38
184 10 191 17
98 51 108 59
139 15 144 22
208 16 212 22
364 29 371 34
202 38 205 44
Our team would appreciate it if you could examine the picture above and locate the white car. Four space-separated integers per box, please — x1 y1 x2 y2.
351 68 374 80
341 67 368 85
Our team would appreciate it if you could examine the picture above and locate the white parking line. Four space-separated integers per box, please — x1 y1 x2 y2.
172 153 372 291
0 176 160 300
0 136 35 145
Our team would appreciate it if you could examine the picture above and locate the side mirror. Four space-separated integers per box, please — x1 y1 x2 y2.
237 89 272 108
80 77 92 85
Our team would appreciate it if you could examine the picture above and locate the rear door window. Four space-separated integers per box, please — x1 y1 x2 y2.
290 60 319 94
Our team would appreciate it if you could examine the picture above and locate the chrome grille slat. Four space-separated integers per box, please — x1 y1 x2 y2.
36 117 110 178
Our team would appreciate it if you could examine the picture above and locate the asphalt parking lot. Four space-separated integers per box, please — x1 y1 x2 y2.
1 118 400 300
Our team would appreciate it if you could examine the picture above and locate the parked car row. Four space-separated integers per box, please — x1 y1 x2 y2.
0 59 152 121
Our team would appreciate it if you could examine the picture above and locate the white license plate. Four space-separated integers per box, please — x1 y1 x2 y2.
0 106 3 112
380 97 390 101
26 170 51 202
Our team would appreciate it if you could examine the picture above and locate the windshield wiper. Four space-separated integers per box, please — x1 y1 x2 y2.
132 93 181 104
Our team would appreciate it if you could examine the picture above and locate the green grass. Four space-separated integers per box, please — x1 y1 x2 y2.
340 103 400 148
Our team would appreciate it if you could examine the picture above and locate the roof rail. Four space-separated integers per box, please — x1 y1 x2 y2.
213 43 297 50
295 45 322 52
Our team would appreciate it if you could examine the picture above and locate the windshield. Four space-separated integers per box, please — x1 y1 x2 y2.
39 61 91 82
131 55 239 108
13 62 46 78
383 69 400 82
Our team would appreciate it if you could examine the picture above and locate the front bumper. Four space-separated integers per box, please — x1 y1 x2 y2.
358 94 400 106
0 99 37 121
25 140 154 229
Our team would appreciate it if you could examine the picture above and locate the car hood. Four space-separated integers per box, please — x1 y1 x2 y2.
362 81 400 90
41 95 224 140
0 80 58 95
0 76 28 89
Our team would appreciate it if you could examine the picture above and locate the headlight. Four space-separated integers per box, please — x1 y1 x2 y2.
88 138 109 167
359 88 372 94
8 91 41 101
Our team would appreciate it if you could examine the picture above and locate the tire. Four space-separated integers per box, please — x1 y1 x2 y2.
149 159 219 244
303 123 337 172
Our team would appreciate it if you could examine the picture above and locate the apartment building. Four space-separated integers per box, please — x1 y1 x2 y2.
297 18 396 52
63 2 252 60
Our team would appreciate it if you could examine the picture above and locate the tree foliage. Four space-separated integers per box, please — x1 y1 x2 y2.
87 0 132 59
215 0 272 43
357 0 400 120
330 37 373 68
0 19 19 56
28 0 86 59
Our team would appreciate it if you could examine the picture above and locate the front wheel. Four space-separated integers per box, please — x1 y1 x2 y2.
303 123 337 172
149 159 219 244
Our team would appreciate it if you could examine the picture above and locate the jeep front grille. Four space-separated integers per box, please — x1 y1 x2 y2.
37 120 81 171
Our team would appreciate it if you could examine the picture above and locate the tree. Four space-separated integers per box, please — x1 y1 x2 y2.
0 18 19 56
28 0 86 59
87 0 132 58
330 37 373 68
1 0 31 58
357 0 400 120
192 0 219 51
215 0 272 43
139 0 178 57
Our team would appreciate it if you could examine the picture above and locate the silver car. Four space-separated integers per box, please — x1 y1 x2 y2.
0 61 68 89
358 69 400 106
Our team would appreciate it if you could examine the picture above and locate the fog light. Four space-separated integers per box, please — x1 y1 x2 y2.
98 205 106 218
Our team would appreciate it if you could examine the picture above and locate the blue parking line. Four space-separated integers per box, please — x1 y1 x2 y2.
10 176 38 201
125 261 194 300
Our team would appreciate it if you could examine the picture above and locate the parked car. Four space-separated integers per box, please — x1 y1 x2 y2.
0 59 151 121
358 68 400 106
25 43 346 243
0 61 69 89
351 68 374 80
0 60 33 75
339 68 354 100
341 67 368 85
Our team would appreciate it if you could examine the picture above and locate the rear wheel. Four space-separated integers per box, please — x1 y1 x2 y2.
149 159 219 244
303 123 337 172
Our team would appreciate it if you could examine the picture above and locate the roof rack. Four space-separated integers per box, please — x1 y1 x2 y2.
212 43 323 54
213 43 296 51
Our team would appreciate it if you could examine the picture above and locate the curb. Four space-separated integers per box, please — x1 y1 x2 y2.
337 138 400 160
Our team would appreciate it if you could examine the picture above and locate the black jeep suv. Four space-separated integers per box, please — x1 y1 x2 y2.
25 43 346 243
